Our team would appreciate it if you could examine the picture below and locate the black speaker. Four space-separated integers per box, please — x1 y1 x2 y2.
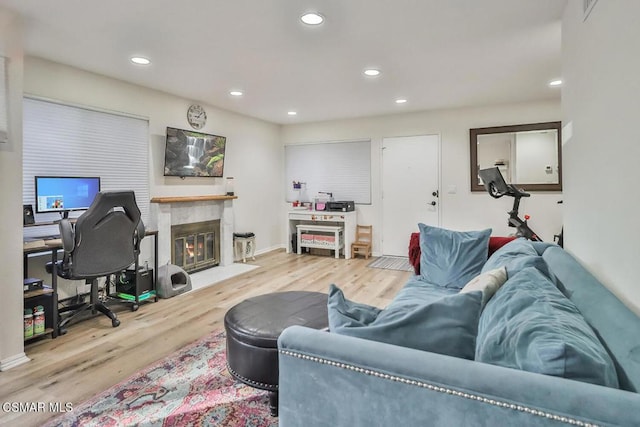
116 267 153 295
23 204 35 225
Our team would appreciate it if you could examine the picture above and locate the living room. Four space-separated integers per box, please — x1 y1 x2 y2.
1 1 639 426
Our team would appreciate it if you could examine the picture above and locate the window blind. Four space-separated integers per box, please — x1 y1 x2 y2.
22 97 149 238
284 140 371 204
0 56 7 143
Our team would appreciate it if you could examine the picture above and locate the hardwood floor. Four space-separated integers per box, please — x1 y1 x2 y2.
0 249 411 426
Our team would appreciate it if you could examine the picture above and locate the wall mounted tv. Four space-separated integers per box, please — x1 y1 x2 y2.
34 176 101 217
164 127 226 177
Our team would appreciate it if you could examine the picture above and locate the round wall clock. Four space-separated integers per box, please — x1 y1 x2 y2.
187 104 207 129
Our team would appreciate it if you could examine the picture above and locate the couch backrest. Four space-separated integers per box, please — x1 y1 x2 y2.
542 246 640 392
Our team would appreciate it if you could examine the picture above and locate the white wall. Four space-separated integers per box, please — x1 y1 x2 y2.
0 7 28 369
24 57 284 257
515 131 558 184
477 133 512 181
562 1 640 315
281 100 563 254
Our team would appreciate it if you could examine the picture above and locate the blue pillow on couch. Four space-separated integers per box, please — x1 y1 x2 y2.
476 267 619 388
481 237 538 273
481 238 569 296
418 224 492 289
327 284 482 359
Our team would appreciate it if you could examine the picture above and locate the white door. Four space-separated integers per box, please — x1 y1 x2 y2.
382 135 440 256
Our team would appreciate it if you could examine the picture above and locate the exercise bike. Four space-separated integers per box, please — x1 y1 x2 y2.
478 167 542 241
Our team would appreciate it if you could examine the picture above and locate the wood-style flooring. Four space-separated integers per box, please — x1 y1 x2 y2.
0 249 410 426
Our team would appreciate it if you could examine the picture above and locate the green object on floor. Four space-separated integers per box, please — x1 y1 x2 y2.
116 290 156 301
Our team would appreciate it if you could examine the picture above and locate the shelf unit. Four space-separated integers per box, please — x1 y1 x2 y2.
23 285 56 342
296 224 344 259
23 245 60 341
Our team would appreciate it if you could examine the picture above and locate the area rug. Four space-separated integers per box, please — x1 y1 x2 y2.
367 256 414 272
44 331 277 427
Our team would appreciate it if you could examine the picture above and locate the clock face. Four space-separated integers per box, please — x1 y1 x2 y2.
187 104 207 129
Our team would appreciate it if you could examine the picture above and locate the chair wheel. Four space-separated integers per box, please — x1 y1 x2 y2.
112 319 121 327
131 304 139 312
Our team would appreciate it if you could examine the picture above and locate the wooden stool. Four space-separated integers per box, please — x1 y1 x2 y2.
351 225 373 259
234 232 256 262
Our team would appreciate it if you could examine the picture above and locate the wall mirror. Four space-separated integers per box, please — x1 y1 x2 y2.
470 121 562 192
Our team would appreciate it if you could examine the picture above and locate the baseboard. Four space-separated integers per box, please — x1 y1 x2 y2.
255 245 286 256
0 352 31 371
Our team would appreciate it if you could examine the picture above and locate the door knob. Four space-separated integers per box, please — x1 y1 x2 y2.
432 191 439 197
428 201 436 206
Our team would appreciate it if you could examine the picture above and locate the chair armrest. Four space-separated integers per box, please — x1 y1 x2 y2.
278 326 640 427
134 220 146 253
59 219 75 254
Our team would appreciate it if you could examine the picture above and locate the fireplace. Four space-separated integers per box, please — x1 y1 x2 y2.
171 220 220 273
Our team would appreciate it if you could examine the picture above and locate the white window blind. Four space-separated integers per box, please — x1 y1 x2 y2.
22 97 149 238
285 140 371 204
0 56 8 143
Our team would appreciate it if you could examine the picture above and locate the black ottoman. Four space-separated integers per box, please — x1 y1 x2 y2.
224 291 328 416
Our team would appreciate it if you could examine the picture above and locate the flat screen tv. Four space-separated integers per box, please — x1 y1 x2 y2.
35 176 101 217
164 127 226 177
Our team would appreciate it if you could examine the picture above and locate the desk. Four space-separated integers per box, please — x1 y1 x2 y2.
23 230 158 338
286 210 357 259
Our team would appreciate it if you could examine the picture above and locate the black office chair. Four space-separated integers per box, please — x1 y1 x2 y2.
47 191 143 330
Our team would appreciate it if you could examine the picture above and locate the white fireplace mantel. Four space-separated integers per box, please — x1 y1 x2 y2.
149 195 237 268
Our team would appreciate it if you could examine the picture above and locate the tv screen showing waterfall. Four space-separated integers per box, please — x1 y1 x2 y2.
164 127 226 177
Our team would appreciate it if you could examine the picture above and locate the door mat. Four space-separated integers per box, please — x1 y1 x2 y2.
367 256 414 272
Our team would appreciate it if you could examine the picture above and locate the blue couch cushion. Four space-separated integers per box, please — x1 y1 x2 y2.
328 284 482 359
481 237 538 273
476 267 619 388
481 238 570 296
418 224 492 289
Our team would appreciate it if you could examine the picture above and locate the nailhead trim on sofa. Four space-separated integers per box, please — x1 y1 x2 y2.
279 350 599 427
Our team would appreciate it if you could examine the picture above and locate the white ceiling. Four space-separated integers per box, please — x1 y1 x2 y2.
0 0 566 124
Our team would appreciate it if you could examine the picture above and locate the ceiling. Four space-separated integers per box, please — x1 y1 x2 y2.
0 0 566 125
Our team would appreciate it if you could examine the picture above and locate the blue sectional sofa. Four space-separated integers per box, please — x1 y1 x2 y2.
278 231 640 426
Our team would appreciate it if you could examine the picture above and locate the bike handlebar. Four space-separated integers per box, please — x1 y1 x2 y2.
487 183 530 199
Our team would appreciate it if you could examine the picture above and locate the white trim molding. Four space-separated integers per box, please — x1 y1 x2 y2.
0 352 30 371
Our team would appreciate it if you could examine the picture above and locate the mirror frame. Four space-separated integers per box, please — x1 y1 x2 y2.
470 121 562 192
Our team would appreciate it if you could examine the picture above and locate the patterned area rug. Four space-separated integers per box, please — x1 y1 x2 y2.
44 331 277 427
367 256 414 272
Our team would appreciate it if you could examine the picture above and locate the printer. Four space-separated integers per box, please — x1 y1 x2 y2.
326 201 355 212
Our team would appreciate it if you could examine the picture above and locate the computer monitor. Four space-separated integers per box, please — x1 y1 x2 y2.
34 176 101 218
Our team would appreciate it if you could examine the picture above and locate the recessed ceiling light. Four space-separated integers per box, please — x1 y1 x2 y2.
230 90 243 96
395 99 407 104
364 69 381 77
130 56 150 65
301 12 324 25
549 79 563 87
288 111 297 116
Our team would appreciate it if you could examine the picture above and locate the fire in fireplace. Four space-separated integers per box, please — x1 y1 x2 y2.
171 220 220 273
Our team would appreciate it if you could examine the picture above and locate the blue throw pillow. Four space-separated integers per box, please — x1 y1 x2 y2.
481 238 570 296
418 224 492 289
476 267 619 388
481 237 538 273
328 284 482 359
